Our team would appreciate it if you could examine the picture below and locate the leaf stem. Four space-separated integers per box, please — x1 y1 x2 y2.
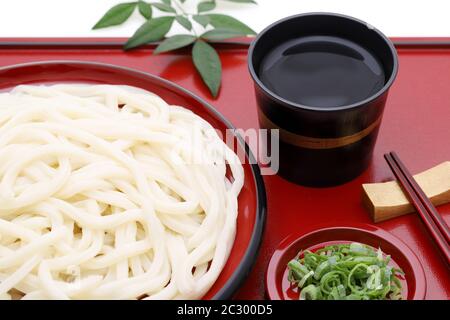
172 0 187 15
172 0 198 37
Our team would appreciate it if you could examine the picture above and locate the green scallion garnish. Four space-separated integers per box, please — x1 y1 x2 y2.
287 243 404 300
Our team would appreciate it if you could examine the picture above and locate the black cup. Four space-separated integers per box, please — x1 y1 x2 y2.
248 13 398 187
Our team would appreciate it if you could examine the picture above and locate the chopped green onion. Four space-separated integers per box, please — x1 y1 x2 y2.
314 260 330 280
287 242 404 300
299 284 322 300
299 271 314 288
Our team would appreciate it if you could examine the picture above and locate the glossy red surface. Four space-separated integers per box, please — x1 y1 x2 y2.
0 38 448 299
266 226 426 300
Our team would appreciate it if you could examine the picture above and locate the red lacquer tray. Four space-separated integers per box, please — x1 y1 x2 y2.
0 37 449 299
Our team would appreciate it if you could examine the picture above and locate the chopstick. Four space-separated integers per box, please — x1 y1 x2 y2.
384 152 450 266
389 152 450 243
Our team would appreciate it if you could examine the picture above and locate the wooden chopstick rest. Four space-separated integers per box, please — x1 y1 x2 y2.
362 161 450 222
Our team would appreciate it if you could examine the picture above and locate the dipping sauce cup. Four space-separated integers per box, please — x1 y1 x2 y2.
248 13 398 187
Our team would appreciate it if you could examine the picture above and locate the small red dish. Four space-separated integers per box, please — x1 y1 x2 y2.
266 224 426 300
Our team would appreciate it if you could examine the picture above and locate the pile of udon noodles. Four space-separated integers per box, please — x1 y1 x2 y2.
0 84 244 299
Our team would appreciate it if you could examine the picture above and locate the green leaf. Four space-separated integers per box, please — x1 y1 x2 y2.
92 2 137 29
222 0 256 3
198 1 216 13
124 16 175 50
161 0 171 4
201 28 247 41
138 1 152 19
192 40 221 98
151 2 176 13
205 14 255 35
193 14 210 27
175 16 192 31
154 34 196 54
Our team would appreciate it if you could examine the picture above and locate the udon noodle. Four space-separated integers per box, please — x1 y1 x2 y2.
0 84 244 299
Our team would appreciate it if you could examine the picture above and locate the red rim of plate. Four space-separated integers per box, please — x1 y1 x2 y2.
266 224 426 300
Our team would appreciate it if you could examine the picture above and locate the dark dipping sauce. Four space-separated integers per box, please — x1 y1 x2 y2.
258 35 386 108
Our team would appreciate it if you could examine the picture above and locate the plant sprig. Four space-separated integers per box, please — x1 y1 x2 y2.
93 0 257 98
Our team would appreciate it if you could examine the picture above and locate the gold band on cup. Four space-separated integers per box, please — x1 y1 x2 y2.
258 111 382 150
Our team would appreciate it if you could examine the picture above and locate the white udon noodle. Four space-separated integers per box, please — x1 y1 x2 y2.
0 84 244 300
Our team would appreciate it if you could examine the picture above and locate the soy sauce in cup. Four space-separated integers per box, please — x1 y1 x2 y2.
248 13 398 187
259 35 386 108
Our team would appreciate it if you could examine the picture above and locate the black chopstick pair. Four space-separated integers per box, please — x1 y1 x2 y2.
384 151 450 266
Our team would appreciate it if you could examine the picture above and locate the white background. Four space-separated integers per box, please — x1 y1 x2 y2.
0 0 449 37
